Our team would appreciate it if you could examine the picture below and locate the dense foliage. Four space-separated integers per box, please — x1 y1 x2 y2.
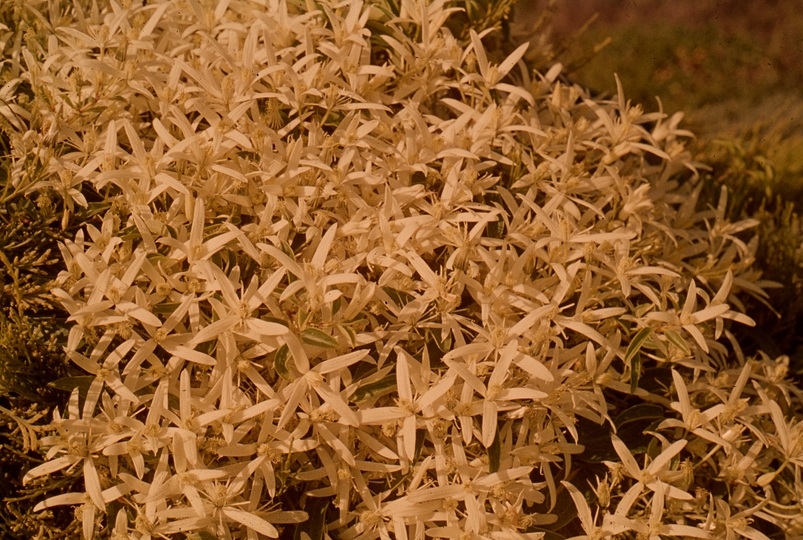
2 0 803 539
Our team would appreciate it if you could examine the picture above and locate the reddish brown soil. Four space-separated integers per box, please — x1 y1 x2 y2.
520 0 802 43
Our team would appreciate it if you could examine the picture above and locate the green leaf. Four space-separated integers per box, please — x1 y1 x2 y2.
280 240 298 282
617 418 663 456
350 374 396 402
630 352 641 394
274 345 293 380
414 429 425 462
301 327 339 349
626 328 652 394
152 302 181 314
147 219 174 238
435 331 452 353
118 225 141 241
613 403 665 428
487 215 506 239
634 303 653 318
280 240 296 261
336 324 357 348
488 425 501 473
625 327 653 365
576 417 615 462
106 501 125 536
664 329 692 356
85 202 110 218
370 2 394 21
298 310 310 329
647 435 663 461
47 376 94 396
351 352 384 381
146 253 171 266
167 392 180 411
293 497 328 540
382 287 414 308
262 316 290 328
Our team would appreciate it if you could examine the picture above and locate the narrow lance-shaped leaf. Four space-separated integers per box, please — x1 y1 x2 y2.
626 327 652 393
301 327 340 349
664 328 691 356
630 353 641 395
625 327 653 365
274 345 293 380
488 426 501 472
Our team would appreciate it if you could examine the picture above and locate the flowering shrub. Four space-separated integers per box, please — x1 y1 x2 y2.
5 0 803 538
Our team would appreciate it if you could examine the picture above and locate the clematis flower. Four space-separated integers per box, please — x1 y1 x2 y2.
445 339 547 448
607 434 693 510
658 369 729 448
647 271 754 352
561 480 629 540
187 262 289 346
606 484 710 539
704 496 771 540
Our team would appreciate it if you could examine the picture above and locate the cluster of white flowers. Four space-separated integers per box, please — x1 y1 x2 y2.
6 0 803 538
